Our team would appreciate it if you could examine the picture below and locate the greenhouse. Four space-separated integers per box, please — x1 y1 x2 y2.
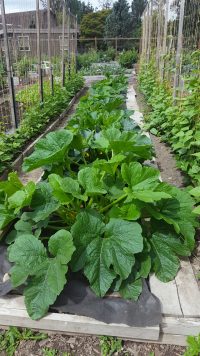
0 0 199 354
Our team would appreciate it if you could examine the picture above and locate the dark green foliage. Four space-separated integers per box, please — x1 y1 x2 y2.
80 9 111 38
131 0 147 36
119 49 138 68
105 0 133 37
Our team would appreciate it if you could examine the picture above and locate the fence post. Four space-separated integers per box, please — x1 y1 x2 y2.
173 0 185 100
115 37 118 56
68 8 71 79
147 0 152 63
95 37 97 51
75 14 78 73
61 0 66 87
0 0 18 130
160 0 169 81
36 0 44 103
47 0 53 95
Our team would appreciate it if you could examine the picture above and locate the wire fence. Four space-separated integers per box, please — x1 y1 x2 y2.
77 37 141 53
0 0 78 133
141 0 200 97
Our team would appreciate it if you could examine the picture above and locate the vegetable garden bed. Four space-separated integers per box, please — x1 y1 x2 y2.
0 73 200 346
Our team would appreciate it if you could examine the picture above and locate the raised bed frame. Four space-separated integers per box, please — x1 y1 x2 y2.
0 74 200 346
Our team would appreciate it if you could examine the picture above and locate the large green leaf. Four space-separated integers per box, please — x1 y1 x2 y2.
78 167 107 195
84 218 143 297
0 204 16 230
28 182 60 222
23 130 73 172
0 172 23 198
8 181 36 213
93 128 153 159
122 162 171 203
9 230 75 320
147 185 196 249
49 174 86 204
71 209 105 271
24 257 67 320
9 234 47 286
150 233 181 282
119 277 142 300
93 154 125 175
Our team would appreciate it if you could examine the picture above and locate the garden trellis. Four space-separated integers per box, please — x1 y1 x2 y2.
0 0 78 132
141 0 200 97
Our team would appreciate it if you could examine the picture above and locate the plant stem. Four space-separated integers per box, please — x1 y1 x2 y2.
88 197 93 208
100 194 127 214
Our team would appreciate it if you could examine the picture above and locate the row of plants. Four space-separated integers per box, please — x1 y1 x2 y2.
0 74 84 175
0 74 198 320
138 50 200 185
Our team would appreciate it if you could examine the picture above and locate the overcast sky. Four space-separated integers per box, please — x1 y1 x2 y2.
4 0 133 13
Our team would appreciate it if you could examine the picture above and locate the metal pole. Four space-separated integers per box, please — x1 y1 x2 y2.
160 0 169 80
36 0 43 103
95 36 97 50
68 8 71 79
0 0 18 129
173 0 186 100
144 7 149 61
47 0 53 95
61 0 65 87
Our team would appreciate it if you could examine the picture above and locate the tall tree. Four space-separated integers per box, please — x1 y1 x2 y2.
105 0 132 37
41 0 94 23
80 9 111 38
131 0 147 36
99 0 113 9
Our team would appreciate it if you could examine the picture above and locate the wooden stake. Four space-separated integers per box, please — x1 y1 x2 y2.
161 0 169 80
68 8 71 79
47 0 53 95
36 0 43 103
0 0 18 129
61 0 66 87
173 0 186 100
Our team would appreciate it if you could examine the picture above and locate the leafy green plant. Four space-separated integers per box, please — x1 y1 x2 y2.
139 51 200 185
184 334 200 356
0 327 47 356
119 49 138 68
99 336 122 356
0 75 197 320
0 74 84 174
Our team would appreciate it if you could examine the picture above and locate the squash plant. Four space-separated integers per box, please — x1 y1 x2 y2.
0 75 197 320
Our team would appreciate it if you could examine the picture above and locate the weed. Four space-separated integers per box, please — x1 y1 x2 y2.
99 336 122 356
0 326 47 356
